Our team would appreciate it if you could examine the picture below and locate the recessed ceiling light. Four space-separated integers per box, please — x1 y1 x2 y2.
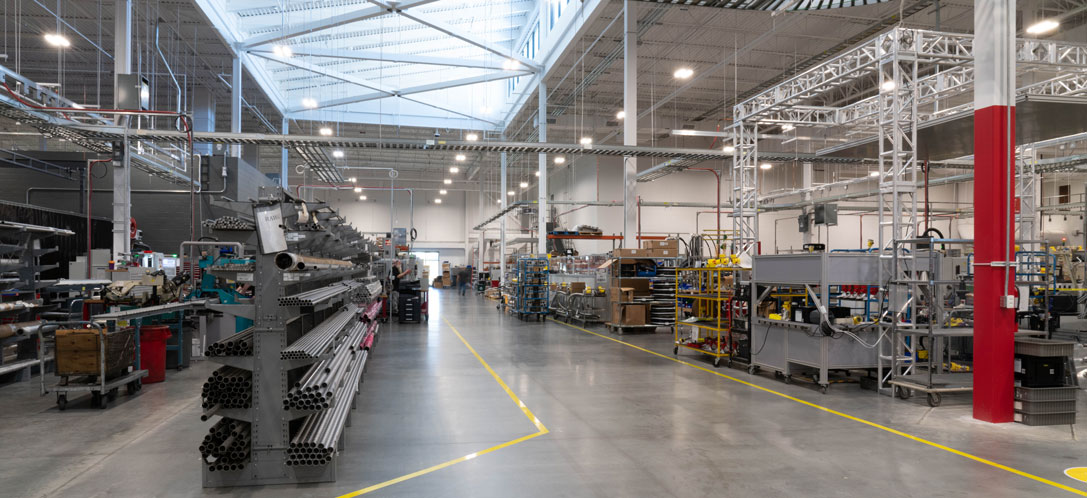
1026 19 1059 35
880 80 896 92
444 178 452 184
319 127 333 136
554 156 565 164
302 97 318 109
616 111 626 120
673 67 694 79
466 133 479 141
520 181 529 188
354 187 362 193
439 189 448 195
359 195 367 200
273 44 293 58
455 154 466 161
507 190 515 196
43 33 70 48
449 166 460 173
580 137 592 145
332 150 344 158
723 145 735 153
435 198 442 204
760 163 773 170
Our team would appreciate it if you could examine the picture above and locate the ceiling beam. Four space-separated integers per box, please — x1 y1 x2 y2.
240 0 440 49
289 70 531 112
251 47 515 71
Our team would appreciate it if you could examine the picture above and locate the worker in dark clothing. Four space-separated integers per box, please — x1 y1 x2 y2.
390 260 412 315
458 266 472 296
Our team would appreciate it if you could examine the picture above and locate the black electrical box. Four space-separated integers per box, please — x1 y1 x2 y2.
798 213 810 233
1015 355 1066 387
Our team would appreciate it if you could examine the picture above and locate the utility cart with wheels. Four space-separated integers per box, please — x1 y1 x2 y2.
674 266 740 368
37 321 148 410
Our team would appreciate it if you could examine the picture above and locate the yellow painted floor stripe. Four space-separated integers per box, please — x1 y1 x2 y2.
549 318 1087 497
335 319 547 498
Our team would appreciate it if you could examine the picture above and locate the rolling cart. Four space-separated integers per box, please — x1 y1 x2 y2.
37 321 147 410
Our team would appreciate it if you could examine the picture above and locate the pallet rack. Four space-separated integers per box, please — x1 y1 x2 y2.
673 267 738 367
512 257 548 321
200 193 377 487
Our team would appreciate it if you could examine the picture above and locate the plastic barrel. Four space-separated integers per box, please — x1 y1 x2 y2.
139 325 172 383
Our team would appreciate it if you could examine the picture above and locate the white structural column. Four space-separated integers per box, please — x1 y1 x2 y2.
500 147 508 284
478 178 485 271
801 161 813 246
280 117 289 190
537 81 548 256
622 0 638 249
231 57 243 158
112 0 132 260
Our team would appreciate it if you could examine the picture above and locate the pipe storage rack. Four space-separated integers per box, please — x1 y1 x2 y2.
750 253 883 393
200 192 378 487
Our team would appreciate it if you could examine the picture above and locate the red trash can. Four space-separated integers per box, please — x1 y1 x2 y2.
139 325 172 383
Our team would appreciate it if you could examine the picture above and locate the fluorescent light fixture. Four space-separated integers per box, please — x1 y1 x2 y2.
273 44 293 58
302 97 318 109
534 171 540 177
455 154 466 161
348 177 357 182
439 189 448 195
580 137 593 145
140 87 150 100
466 133 479 141
869 171 880 177
760 163 773 170
359 195 367 200
554 156 566 164
43 33 70 48
880 80 896 92
497 199 502 204
723 145 735 153
444 178 453 185
1026 19 1059 35
319 127 333 136
332 150 344 158
434 198 442 204
449 166 460 173
673 67 694 79
781 124 795 132
616 110 626 120
354 187 363 193
520 181 529 188
507 191 515 196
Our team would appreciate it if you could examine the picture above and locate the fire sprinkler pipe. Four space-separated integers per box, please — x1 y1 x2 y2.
687 168 722 256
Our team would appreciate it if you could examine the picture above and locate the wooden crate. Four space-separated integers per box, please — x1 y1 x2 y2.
55 328 135 378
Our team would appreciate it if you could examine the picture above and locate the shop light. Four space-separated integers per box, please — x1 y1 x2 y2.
273 44 293 58
580 137 593 145
354 187 362 193
466 133 479 141
444 178 453 184
450 166 460 173
359 195 367 200
1026 19 1059 35
520 181 529 188
435 198 442 204
760 163 773 170
723 145 735 153
673 67 694 79
616 111 626 120
302 97 318 109
332 150 344 158
554 156 566 164
440 189 448 195
455 154 466 161
319 127 333 136
44 33 70 48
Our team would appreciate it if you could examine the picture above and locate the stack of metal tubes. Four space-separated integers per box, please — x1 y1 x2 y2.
201 366 252 414
280 306 357 360
284 321 368 410
200 418 250 472
204 328 254 357
285 346 369 466
202 216 255 231
278 280 363 306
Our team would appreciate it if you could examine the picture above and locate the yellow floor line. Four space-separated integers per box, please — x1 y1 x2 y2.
549 318 1087 497
335 319 547 498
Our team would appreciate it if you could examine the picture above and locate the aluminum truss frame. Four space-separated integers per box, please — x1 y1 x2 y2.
732 122 759 257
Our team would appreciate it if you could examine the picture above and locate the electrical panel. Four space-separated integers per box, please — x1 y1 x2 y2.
814 204 838 226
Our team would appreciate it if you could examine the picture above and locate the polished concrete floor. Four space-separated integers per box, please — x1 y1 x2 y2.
1 291 1085 497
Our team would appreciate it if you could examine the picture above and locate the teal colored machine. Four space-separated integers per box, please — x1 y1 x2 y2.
185 249 255 332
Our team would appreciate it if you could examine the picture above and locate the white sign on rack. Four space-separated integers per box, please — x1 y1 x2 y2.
253 204 288 254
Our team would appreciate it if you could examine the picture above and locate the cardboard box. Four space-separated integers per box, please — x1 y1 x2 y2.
621 304 647 325
614 279 651 296
642 239 679 251
55 328 135 378
613 248 652 258
569 282 586 294
649 249 676 258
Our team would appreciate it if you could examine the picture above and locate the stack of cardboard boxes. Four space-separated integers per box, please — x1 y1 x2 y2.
608 280 651 326
610 239 680 259
441 262 452 288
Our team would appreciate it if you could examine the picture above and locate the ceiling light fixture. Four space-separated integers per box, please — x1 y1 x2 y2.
723 145 735 153
348 177 357 183
520 181 529 188
43 33 70 48
869 171 880 177
503 59 518 71
332 150 344 158
760 163 773 170
507 191 515 196
273 44 293 58
354 187 363 193
673 67 694 79
1026 19 1059 35
359 195 367 200
781 124 795 132
302 97 318 109
466 133 479 141
497 199 502 204
435 198 442 204
455 154 466 161
444 178 453 185
319 127 333 136
439 189 448 195
449 166 460 173
880 80 896 92
616 111 626 120
580 137 593 146
535 171 540 177
554 157 566 164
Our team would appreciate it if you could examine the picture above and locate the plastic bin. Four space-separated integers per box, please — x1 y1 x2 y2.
1014 399 1077 414
139 325 172 384
1014 386 1078 401
1014 337 1075 357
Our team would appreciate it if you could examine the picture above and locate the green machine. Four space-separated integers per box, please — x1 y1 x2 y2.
185 249 255 333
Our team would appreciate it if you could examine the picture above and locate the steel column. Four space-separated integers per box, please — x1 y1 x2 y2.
112 0 132 261
231 57 243 159
500 145 508 284
972 0 1016 423
537 82 548 257
622 0 638 249
802 161 813 246
280 117 289 190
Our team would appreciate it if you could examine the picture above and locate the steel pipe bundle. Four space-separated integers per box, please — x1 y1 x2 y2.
274 252 353 271
202 366 252 411
200 418 250 472
0 320 41 340
202 216 255 231
278 280 362 307
281 306 357 359
284 321 368 410
286 348 369 466
0 301 31 313
204 328 254 357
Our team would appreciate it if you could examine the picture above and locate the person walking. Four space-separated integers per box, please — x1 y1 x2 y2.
458 265 472 296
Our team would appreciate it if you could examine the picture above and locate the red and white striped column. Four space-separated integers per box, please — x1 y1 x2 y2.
973 0 1017 423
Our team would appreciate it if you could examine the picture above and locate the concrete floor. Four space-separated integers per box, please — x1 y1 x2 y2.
1 290 1085 497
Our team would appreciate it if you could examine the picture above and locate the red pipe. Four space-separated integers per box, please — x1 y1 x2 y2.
688 168 721 256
